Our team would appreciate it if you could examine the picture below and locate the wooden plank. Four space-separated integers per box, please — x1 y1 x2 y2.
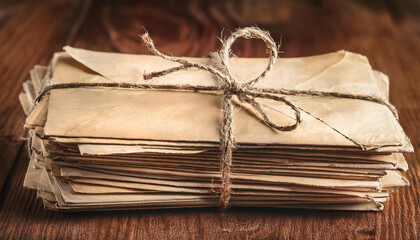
0 0 86 191
0 0 419 239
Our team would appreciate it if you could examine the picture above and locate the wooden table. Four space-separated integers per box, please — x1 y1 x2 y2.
1 0 419 239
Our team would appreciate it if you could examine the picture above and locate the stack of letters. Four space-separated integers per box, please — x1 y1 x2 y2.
19 45 412 211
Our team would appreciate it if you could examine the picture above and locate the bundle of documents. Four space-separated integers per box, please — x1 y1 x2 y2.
19 45 412 211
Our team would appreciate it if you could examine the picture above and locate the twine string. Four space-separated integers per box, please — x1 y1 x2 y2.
141 27 300 209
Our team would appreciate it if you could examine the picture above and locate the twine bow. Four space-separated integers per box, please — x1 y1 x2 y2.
34 27 399 209
141 27 306 208
139 27 399 208
141 27 302 208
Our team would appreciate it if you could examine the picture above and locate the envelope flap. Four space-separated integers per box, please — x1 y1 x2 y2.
59 46 383 97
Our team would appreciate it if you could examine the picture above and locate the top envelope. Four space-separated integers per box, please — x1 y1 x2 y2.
36 47 412 152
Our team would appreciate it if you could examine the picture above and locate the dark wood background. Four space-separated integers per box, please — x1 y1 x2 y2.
0 0 419 239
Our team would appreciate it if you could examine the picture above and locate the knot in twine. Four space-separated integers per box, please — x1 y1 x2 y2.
141 27 302 209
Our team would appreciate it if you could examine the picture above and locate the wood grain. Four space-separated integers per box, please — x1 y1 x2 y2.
0 0 419 239
0 0 86 191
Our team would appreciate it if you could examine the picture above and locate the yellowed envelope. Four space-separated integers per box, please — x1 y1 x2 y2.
34 47 412 152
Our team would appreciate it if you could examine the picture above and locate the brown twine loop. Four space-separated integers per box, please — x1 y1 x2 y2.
141 27 300 209
33 27 399 210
